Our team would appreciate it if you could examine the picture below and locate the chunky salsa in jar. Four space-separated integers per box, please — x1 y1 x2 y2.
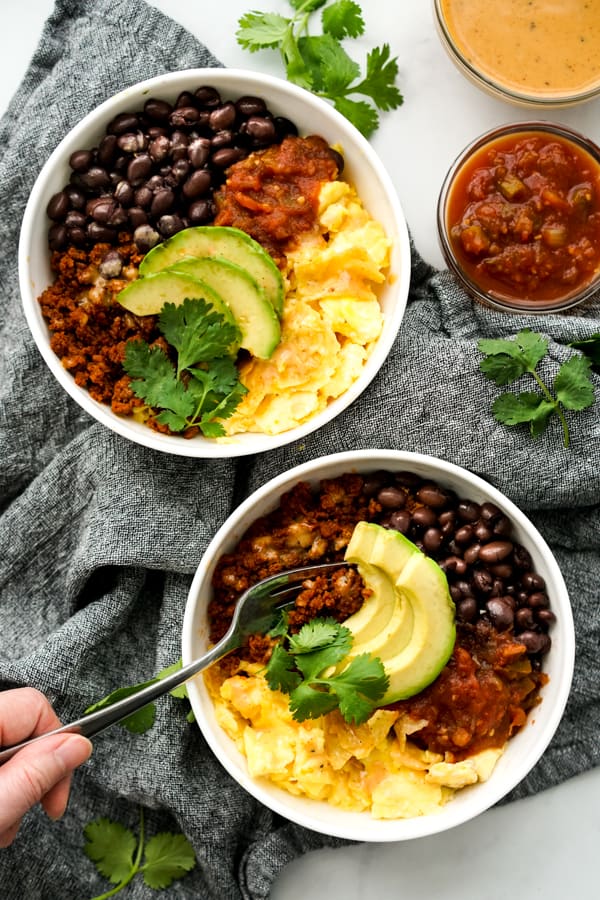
444 127 600 309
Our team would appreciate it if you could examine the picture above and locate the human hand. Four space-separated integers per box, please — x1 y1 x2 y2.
0 687 92 847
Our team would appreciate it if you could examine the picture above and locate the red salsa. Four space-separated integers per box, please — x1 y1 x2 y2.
447 131 600 305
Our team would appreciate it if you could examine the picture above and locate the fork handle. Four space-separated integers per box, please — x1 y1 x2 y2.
0 638 233 765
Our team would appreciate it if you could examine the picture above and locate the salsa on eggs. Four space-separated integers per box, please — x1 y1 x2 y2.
447 131 600 304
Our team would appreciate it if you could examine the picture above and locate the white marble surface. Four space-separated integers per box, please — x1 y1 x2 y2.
1 1 599 897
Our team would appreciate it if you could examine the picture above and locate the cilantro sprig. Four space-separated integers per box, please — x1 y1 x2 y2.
84 807 196 899
478 329 595 448
84 660 194 735
124 298 247 437
266 616 389 724
237 0 403 137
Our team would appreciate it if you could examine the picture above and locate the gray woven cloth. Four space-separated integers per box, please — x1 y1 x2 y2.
0 0 599 897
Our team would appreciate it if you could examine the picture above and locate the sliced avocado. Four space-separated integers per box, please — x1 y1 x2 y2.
380 554 456 703
169 256 280 359
139 225 284 316
340 522 456 705
116 270 236 325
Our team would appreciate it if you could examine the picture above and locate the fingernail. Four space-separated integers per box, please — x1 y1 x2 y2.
53 734 93 770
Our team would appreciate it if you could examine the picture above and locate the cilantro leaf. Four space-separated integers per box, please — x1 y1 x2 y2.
236 12 291 50
568 333 600 369
289 681 340 720
236 1 402 137
142 832 196 890
123 299 246 434
84 680 158 734
159 299 240 374
266 644 302 693
298 34 360 95
84 809 196 898
479 353 528 386
125 342 193 420
321 0 365 39
266 616 388 724
84 819 137 884
479 329 596 448
554 355 595 411
354 44 403 111
287 617 345 653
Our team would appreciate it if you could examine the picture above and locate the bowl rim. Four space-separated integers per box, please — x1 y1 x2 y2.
18 67 411 458
436 119 600 314
432 0 600 108
182 448 575 841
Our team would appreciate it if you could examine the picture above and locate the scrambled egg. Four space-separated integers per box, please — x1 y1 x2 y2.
205 664 503 819
223 181 390 436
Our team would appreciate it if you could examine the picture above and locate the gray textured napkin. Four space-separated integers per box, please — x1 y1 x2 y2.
0 0 599 897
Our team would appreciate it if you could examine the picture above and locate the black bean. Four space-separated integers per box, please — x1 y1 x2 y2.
211 147 247 168
388 510 411 534
273 116 298 138
395 471 423 489
457 501 481 522
235 95 268 117
69 227 87 247
522 572 546 591
209 102 236 132
188 199 213 224
150 189 175 217
472 568 493 594
473 521 493 542
69 149 94 172
48 223 68 250
107 113 140 135
127 154 153 184
172 160 191 182
513 545 533 570
516 607 535 630
211 130 234 150
463 543 481 564
87 221 116 242
86 197 115 223
457 596 478 623
241 116 276 146
486 597 514 630
416 485 448 508
65 186 86 209
158 214 184 237
518 631 551 655
134 186 153 209
183 169 212 199
478 541 514 564
65 210 87 229
114 180 134 206
128 207 148 227
423 527 443 552
195 86 221 107
377 486 406 509
188 137 211 168
47 191 70 221
149 135 171 162
170 107 200 128
490 563 513 579
133 224 160 252
480 501 501 521
411 506 437 528
528 592 550 609
176 90 198 109
536 609 556 627
97 134 118 167
492 515 512 537
144 98 173 122
79 167 111 191
454 524 474 545
439 556 467 575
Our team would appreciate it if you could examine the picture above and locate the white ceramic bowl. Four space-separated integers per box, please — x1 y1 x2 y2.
19 68 410 458
182 449 574 841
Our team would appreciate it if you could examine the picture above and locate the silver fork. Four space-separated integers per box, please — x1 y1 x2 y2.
0 561 350 765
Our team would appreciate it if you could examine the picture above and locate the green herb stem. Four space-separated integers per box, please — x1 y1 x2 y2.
88 810 145 900
530 368 570 448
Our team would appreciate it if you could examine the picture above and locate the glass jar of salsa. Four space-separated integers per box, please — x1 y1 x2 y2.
437 122 600 313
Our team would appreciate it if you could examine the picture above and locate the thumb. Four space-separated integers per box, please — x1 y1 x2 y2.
0 733 92 828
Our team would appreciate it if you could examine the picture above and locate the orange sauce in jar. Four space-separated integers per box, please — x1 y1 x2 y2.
446 130 600 304
438 0 600 102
